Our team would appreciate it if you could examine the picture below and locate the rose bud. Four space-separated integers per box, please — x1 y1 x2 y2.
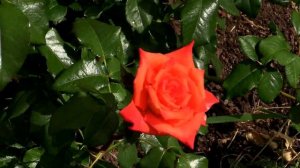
120 41 218 149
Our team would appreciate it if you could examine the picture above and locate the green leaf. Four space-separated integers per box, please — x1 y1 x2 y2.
219 0 240 16
7 0 49 44
46 0 67 23
258 70 283 103
53 59 109 93
49 94 104 133
39 28 73 75
289 105 300 124
139 134 162 154
235 0 261 18
73 19 122 59
292 10 300 35
159 151 176 168
23 147 44 168
30 111 51 126
83 105 119 146
285 57 300 88
207 112 286 124
156 136 182 153
258 35 291 64
238 35 261 61
100 83 128 108
8 91 37 119
0 3 30 91
30 100 57 127
0 156 16 167
273 52 297 66
270 0 290 5
118 143 138 168
125 0 153 33
181 0 218 45
177 154 208 168
223 61 262 98
138 147 164 168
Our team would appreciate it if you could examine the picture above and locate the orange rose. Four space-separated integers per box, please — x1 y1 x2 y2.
120 41 218 149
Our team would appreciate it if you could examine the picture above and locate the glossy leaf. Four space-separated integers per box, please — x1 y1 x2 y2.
159 151 176 168
39 28 73 75
285 57 300 88
118 143 138 168
258 70 283 103
274 52 297 66
138 147 164 168
139 134 162 154
125 0 153 33
292 10 300 35
49 94 104 133
219 0 240 16
258 35 290 64
181 0 218 45
46 0 67 23
0 156 16 167
235 0 261 18
53 59 109 93
177 154 208 168
7 0 48 44
156 136 182 153
0 4 30 91
73 18 122 60
223 61 262 98
23 147 44 168
238 35 261 61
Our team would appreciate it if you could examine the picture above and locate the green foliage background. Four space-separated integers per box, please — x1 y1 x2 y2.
1 0 300 167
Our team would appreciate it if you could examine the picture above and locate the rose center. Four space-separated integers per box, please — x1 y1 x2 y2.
160 78 189 106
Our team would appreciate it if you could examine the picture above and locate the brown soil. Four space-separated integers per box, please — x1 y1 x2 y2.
198 1 300 167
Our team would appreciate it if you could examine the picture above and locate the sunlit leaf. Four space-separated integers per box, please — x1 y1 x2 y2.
7 0 48 44
258 35 290 64
39 28 73 75
177 154 208 168
238 35 261 61
125 0 153 33
53 59 109 93
223 61 262 98
181 0 218 45
23 147 44 168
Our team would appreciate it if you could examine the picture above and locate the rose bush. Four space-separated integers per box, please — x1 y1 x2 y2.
120 41 219 149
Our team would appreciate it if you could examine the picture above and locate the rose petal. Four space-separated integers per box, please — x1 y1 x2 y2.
120 101 151 133
134 49 168 110
204 90 219 111
165 41 195 68
144 110 206 149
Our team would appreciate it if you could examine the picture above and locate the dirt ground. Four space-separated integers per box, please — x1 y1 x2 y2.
198 1 300 167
